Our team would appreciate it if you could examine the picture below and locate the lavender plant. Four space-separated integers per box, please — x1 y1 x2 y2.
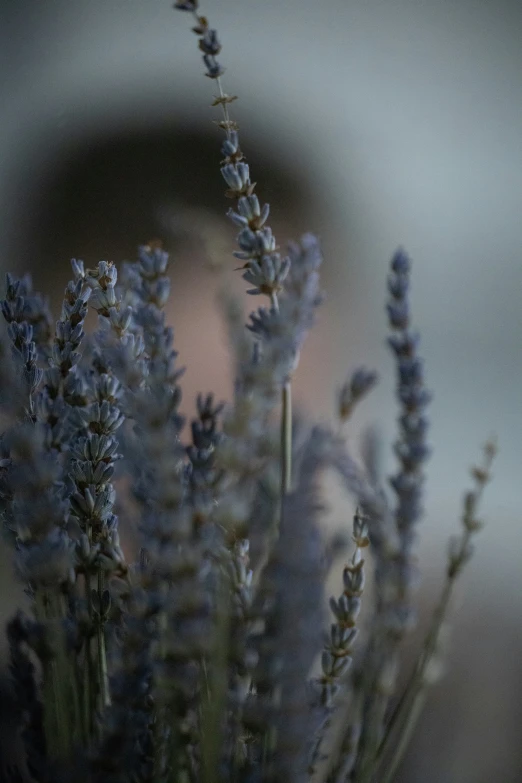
0 3 497 782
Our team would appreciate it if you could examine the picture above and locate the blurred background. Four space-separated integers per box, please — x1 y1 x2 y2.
1 0 521 780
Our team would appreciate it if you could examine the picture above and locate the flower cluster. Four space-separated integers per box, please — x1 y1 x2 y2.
387 249 431 554
1 274 51 409
318 509 369 708
175 0 294 310
37 268 91 451
244 427 329 781
0 5 497 783
68 261 129 588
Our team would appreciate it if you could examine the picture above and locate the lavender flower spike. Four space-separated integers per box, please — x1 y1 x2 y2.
387 248 431 555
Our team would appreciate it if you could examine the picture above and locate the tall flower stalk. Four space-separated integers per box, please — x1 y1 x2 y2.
352 249 431 783
175 0 297 507
309 509 369 777
70 260 131 715
1 275 80 762
376 439 497 783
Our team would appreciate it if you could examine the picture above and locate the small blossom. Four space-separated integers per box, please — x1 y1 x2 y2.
203 53 224 79
198 29 221 56
339 367 378 421
242 254 290 297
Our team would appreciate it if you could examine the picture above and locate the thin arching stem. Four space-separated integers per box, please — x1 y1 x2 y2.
270 291 292 498
281 380 293 495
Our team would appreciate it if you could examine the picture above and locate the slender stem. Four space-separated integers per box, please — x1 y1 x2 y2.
376 444 496 781
36 590 74 760
81 638 91 745
217 75 232 137
84 575 95 739
56 592 82 748
50 656 68 758
190 9 232 138
281 380 292 496
84 526 96 739
269 292 293 500
34 592 56 757
379 692 427 783
201 573 230 783
153 609 169 781
97 570 111 709
375 570 457 782
325 692 363 783
352 689 389 783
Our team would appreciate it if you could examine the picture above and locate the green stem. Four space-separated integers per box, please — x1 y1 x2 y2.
84 569 94 741
352 691 388 783
281 380 292 496
84 524 96 738
324 700 362 783
379 691 427 783
153 609 169 782
34 592 56 757
50 655 70 758
374 445 496 781
36 590 74 761
97 570 111 709
269 291 293 511
201 574 230 783
375 573 456 783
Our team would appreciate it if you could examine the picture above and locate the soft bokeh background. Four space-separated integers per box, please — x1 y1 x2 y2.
1 1 521 780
